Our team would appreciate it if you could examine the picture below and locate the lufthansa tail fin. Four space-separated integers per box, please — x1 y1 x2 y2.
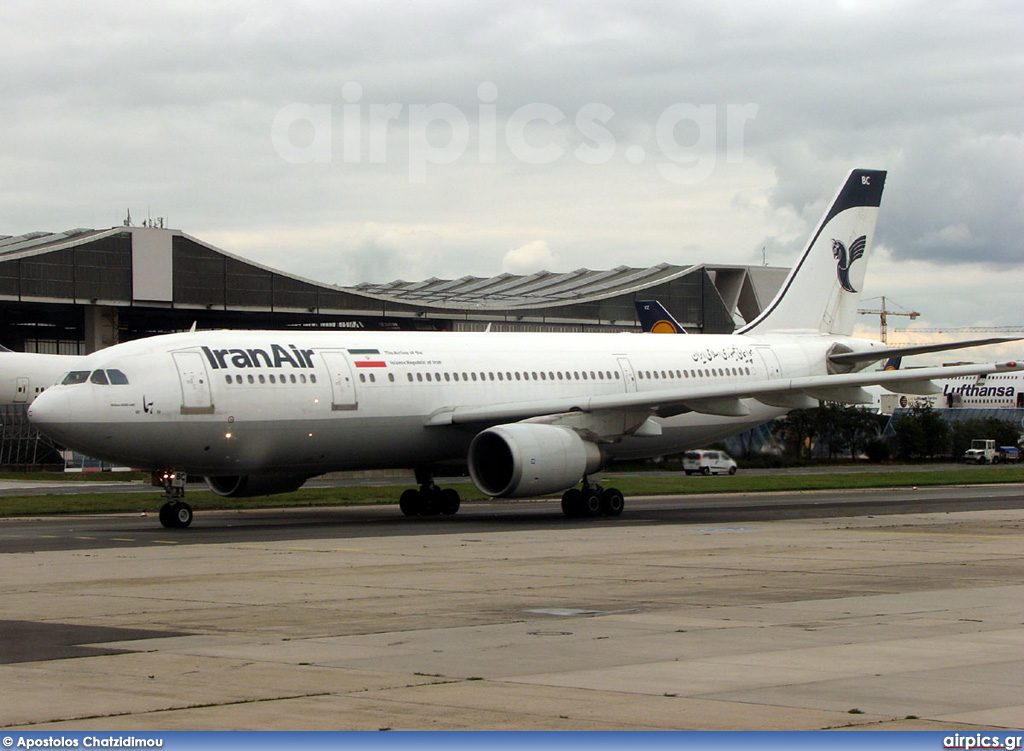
737 169 886 336
635 300 686 334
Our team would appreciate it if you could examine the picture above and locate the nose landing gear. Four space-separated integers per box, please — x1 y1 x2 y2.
154 470 193 528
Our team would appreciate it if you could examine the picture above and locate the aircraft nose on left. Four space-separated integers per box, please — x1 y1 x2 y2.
27 387 81 444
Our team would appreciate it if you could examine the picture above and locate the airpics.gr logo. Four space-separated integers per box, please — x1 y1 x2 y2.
832 235 867 293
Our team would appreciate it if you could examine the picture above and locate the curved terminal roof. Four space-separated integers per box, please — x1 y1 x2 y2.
351 264 698 310
0 227 788 350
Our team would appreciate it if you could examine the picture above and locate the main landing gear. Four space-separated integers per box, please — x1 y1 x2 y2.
398 471 624 519
399 468 461 517
154 470 194 529
560 479 625 518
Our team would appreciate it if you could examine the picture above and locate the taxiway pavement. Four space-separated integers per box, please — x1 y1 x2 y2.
1 492 1023 730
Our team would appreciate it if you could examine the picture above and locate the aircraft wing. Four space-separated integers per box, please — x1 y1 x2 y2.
425 360 1022 427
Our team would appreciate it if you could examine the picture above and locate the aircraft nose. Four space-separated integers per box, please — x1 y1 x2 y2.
27 387 79 441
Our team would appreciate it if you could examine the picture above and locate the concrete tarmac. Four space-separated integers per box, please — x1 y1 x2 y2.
1 498 1023 730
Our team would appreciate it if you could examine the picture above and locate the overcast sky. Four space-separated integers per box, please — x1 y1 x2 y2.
2 1 1022 353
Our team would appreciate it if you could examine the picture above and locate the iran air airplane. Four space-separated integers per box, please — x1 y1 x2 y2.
27 169 1023 528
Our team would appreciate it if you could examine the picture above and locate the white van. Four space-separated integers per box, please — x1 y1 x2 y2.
682 450 737 476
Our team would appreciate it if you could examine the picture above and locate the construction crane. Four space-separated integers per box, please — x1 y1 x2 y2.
893 325 1024 334
857 296 919 344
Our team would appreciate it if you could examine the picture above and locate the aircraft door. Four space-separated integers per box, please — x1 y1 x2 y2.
173 351 214 414
756 347 782 379
617 357 638 392
14 377 28 403
320 351 358 410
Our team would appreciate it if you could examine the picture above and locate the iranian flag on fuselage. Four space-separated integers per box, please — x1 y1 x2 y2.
348 348 387 368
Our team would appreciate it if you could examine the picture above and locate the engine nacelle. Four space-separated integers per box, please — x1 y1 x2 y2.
468 423 603 498
204 474 309 498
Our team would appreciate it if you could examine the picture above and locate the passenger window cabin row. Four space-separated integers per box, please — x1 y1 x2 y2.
218 364 758 386
63 364 756 390
224 373 317 385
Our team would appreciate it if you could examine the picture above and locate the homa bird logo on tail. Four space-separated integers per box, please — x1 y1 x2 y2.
832 235 867 293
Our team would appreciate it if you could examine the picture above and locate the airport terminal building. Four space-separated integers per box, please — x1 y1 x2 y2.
0 226 789 355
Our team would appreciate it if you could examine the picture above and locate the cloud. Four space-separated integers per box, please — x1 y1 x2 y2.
502 240 559 275
1 0 1022 330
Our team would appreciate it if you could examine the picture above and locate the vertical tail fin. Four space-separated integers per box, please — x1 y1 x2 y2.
635 300 686 334
737 169 886 336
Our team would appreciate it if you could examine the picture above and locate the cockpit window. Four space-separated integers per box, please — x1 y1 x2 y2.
62 369 130 386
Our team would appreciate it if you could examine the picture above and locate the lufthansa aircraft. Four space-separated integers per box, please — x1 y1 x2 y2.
27 169 1023 528
937 372 1024 409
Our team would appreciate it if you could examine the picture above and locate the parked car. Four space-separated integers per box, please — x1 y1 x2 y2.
682 450 737 475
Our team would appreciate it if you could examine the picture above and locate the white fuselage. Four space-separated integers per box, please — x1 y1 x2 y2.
0 351 87 404
938 372 1024 409
27 328 863 476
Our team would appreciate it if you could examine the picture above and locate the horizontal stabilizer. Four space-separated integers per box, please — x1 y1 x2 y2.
829 337 1022 366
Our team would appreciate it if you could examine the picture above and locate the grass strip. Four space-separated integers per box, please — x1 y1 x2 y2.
1 465 1023 517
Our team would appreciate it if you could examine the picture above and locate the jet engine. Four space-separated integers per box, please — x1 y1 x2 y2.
468 423 604 497
204 474 309 498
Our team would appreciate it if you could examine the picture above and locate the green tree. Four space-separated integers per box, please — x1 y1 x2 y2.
774 404 885 461
816 403 849 460
950 418 1022 458
814 403 883 461
892 404 951 459
773 409 818 460
842 406 885 460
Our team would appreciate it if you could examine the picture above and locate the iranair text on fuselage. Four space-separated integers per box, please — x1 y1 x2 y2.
201 344 316 370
